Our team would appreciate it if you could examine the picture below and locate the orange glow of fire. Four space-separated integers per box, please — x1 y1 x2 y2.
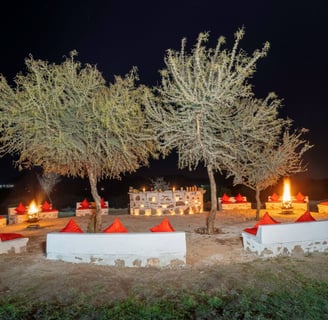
28 200 39 215
282 177 292 202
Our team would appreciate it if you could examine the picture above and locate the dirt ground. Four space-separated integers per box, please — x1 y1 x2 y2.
0 208 328 305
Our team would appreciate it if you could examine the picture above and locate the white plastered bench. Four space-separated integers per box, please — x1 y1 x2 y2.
46 232 186 267
75 201 109 217
218 196 251 210
241 220 328 257
0 237 29 254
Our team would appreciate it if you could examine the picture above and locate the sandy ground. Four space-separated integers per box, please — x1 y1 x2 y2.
0 208 328 304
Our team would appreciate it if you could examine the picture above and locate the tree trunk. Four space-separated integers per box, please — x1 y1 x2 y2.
255 186 261 220
86 166 102 232
206 164 217 234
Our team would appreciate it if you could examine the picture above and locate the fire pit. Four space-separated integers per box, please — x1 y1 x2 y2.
265 177 309 212
27 200 40 226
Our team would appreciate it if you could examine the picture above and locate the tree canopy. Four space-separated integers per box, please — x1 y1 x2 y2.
0 51 157 231
222 94 312 218
146 28 311 232
146 28 273 233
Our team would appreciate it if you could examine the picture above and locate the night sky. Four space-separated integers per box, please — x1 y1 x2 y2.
0 0 327 182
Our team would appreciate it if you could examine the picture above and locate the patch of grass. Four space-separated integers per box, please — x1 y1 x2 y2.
1 279 327 319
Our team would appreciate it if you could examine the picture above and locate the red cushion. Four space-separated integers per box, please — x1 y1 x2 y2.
79 199 90 209
244 213 280 236
254 212 280 228
243 227 258 235
15 202 26 214
60 219 84 233
103 218 128 233
295 192 305 202
150 217 175 232
235 193 244 203
101 198 108 208
221 193 230 203
0 233 23 241
270 193 279 202
41 201 51 211
295 211 316 223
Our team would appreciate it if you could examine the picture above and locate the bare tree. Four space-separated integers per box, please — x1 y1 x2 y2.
37 171 61 204
150 177 170 191
146 28 270 234
223 95 313 219
0 51 157 231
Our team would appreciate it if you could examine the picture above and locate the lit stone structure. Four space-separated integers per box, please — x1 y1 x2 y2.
265 195 309 211
129 187 204 216
7 205 59 224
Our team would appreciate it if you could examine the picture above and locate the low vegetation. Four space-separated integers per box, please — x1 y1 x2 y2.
1 266 327 320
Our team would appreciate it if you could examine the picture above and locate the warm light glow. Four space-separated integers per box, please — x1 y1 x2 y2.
28 200 38 215
142 187 145 192
282 177 292 202
172 187 176 192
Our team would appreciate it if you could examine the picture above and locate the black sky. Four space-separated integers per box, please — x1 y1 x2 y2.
0 0 327 182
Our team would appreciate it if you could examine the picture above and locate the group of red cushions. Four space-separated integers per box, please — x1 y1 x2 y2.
60 217 175 233
0 216 175 241
221 193 245 203
243 211 316 235
78 198 108 209
270 192 306 202
14 201 56 214
14 198 108 215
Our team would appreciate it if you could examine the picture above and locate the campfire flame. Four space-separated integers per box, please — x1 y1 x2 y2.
27 200 40 223
28 200 39 215
281 177 293 211
282 177 292 203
